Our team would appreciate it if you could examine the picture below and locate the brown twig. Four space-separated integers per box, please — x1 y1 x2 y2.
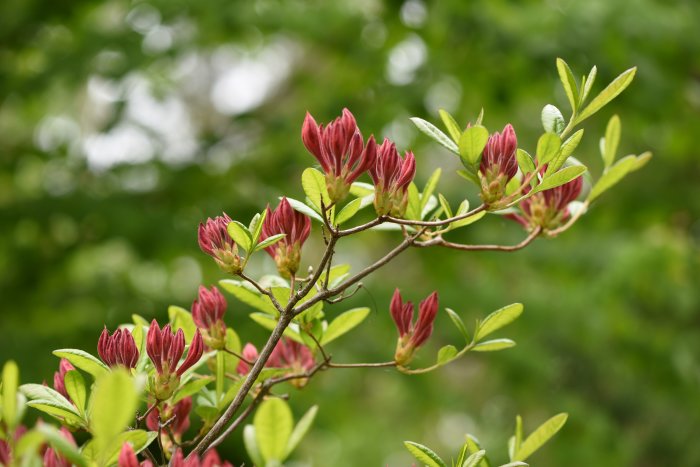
414 226 541 252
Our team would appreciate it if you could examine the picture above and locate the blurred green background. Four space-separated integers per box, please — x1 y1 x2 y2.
2 0 699 465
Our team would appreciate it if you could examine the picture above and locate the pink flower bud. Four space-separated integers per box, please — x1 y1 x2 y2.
118 442 154 467
146 397 192 440
198 213 242 274
390 290 439 365
98 327 139 369
53 359 75 400
169 448 232 467
369 139 416 217
479 124 519 205
302 109 377 203
236 343 259 375
192 285 228 349
43 427 76 467
261 197 311 278
267 338 315 388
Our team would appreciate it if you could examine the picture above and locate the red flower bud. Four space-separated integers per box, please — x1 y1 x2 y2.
198 213 242 274
146 396 192 439
236 343 259 375
98 327 139 369
169 448 232 467
192 285 228 349
390 290 439 365
267 338 314 388
147 321 204 399
53 359 75 400
118 442 154 467
43 427 76 467
302 109 377 203
479 124 519 205
369 139 416 217
261 197 311 278
0 426 27 466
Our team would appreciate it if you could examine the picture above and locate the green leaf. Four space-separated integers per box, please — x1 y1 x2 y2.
458 125 489 168
602 115 621 168
319 264 351 289
556 58 579 112
52 349 109 379
249 313 304 344
513 413 568 461
533 166 587 194
405 183 422 220
464 435 490 467
321 308 370 345
89 369 139 456
63 370 86 417
580 65 597 105
284 197 324 223
463 450 487 467
132 314 150 328
349 182 374 197
249 210 267 246
475 303 523 341
541 105 565 135
172 377 213 404
472 338 516 352
439 109 462 143
82 430 156 465
445 308 469 342
410 117 459 154
286 405 318 457
302 167 331 211
575 67 637 124
36 424 87 467
499 463 528 467
516 149 536 176
26 400 85 426
227 220 253 253
335 197 363 225
437 194 453 220
255 397 294 462
421 168 442 214
20 384 77 416
547 129 584 174
632 151 652 171
219 280 278 315
587 155 639 202
404 441 447 467
253 233 286 253
168 305 197 342
436 345 458 365
2 361 19 429
535 133 561 166
457 168 480 185
450 210 486 230
244 425 265 467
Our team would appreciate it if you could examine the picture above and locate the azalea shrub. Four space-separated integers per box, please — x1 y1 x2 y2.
0 59 649 467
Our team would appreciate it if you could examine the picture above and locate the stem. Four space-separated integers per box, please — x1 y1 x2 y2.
216 351 225 403
222 347 254 365
398 342 476 375
414 226 541 252
384 205 485 227
238 272 284 313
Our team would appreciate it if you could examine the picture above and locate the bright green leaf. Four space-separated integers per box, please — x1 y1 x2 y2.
172 377 212 404
90 369 139 456
349 182 374 197
580 65 598 105
445 308 469 342
253 233 286 253
249 313 304 344
463 449 487 467
458 125 489 168
514 413 568 461
472 338 516 352
301 167 331 211
26 400 85 426
219 280 278 315
244 425 265 467
556 58 579 113
81 430 156 465
436 345 458 365
535 133 561 166
541 105 565 135
2 361 18 429
575 67 636 124
475 303 523 341
602 115 621 168
588 155 640 202
450 210 486 230
516 149 536 176
255 397 294 462
286 405 318 457
404 441 447 467
438 194 453 220
52 349 109 379
547 129 584 174
421 168 442 214
36 424 87 467
335 197 363 225
405 183 422 220
533 166 587 194
63 370 86 417
227 221 252 253
168 305 197 342
283 197 324 223
457 168 480 186
410 117 459 154
250 210 267 245
321 308 370 345
439 109 462 143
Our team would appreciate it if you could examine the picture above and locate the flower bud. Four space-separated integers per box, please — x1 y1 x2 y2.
53 359 75 400
478 124 518 205
198 213 242 274
192 285 228 350
261 197 311 278
267 338 314 388
146 320 204 400
118 442 154 467
43 427 76 467
369 139 416 217
98 327 139 369
236 343 259 375
169 448 232 467
390 289 439 366
302 109 377 203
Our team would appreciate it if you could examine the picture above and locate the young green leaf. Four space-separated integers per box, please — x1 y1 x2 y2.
439 109 462 143
63 370 86 417
227 221 253 253
575 67 636 124
445 308 469 342
587 154 640 202
26 400 85 427
52 349 109 379
243 425 265 467
513 413 568 461
318 264 351 289
20 384 77 413
168 305 197 342
404 183 422 220
602 115 621 168
464 435 491 467
219 280 278 315
475 303 523 342
285 405 318 457
335 197 363 225
301 167 331 211
350 181 375 197
36 424 87 467
321 308 370 345
556 58 579 113
404 441 447 467
410 117 460 154
249 313 304 344
283 197 324 223
541 105 565 135
514 415 524 459
532 165 587 194
472 338 516 352
546 129 584 174
459 125 489 168
450 210 486 230
249 210 267 245
632 151 652 171
172 377 213 404
436 345 458 365
255 397 294 462
438 194 453 219
253 233 286 253
580 65 597 105
81 430 156 466
2 361 19 429
516 149 536 176
499 463 528 467
535 133 561 166
463 449 487 467
421 168 442 214
90 369 139 454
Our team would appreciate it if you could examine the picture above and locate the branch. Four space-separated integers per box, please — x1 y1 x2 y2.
238 272 284 313
414 226 541 252
384 205 485 227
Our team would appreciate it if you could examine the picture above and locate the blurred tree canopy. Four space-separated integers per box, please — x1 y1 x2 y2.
1 0 699 465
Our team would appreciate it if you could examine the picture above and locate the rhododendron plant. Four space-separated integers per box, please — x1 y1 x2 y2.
0 59 650 466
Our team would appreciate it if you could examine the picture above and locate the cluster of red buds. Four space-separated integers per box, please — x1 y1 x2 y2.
302 108 377 203
390 289 439 366
509 167 583 232
237 338 314 388
192 285 228 350
478 124 519 205
369 139 416 217
98 327 139 369
146 321 204 400
198 213 242 274
118 444 231 467
261 197 311 278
